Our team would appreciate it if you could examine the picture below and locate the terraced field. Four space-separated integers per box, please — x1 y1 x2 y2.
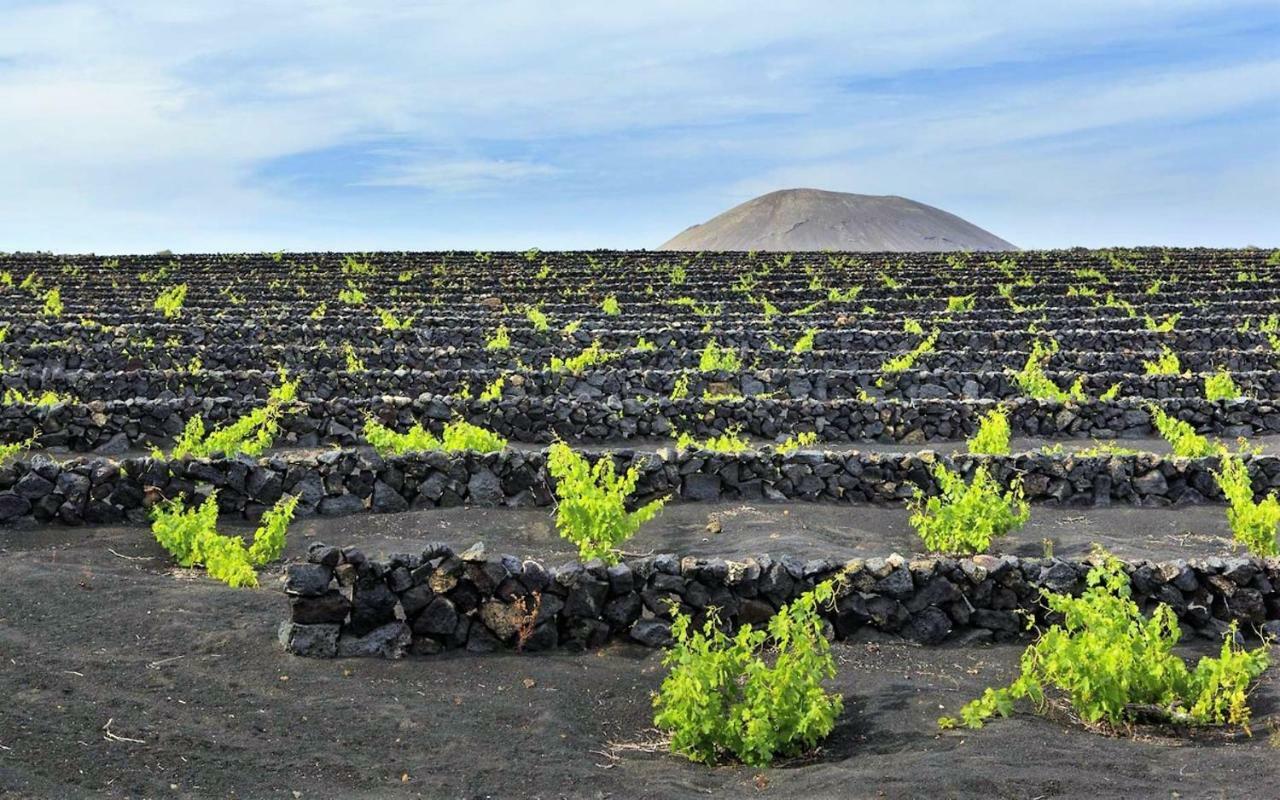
2 248 1279 798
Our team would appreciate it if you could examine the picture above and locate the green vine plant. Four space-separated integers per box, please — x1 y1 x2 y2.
601 294 621 316
545 442 666 563
940 550 1270 732
967 408 1011 455
485 324 511 351
875 327 940 387
375 307 414 331
909 463 1030 555
525 305 550 332
1013 338 1087 403
337 281 366 305
698 340 742 372
676 427 751 453
151 493 299 588
160 372 299 459
791 327 818 355
1149 407 1221 458
41 286 64 318
478 376 504 402
775 431 817 454
653 579 843 767
1141 346 1184 376
153 283 188 318
0 433 39 463
363 417 507 456
1204 367 1243 402
550 340 618 375
1214 451 1280 557
3 387 75 407
1144 312 1181 332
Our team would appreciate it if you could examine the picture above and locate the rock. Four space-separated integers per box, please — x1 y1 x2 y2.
290 590 351 625
278 621 339 658
466 469 504 506
971 609 1023 633
348 582 398 636
93 432 131 456
412 596 458 636
479 600 524 640
318 494 365 516
0 493 32 521
630 618 674 647
336 621 411 658
906 607 952 644
283 564 332 597
371 480 408 513
683 474 722 502
306 543 342 567
874 567 915 600
1133 470 1168 496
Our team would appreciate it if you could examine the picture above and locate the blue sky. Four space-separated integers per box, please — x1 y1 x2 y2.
0 1 1277 252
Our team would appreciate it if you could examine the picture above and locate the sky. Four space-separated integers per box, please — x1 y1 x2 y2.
0 1 1277 253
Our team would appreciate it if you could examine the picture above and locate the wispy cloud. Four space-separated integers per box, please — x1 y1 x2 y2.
358 159 559 192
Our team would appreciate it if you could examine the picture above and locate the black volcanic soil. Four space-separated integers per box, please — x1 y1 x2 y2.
1 504 1276 799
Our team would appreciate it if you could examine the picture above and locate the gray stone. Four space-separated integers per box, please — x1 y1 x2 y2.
630 618 673 647
283 564 332 597
278 621 339 658
290 590 350 625
466 469 504 506
336 621 411 658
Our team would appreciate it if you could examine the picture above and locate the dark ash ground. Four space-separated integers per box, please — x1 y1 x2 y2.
1 503 1276 799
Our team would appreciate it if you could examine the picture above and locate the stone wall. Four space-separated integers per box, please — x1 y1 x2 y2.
279 541 1280 658
4 447 1280 525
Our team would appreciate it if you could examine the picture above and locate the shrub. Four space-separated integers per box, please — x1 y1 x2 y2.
776 431 817 454
332 341 363 373
151 493 299 588
40 287 64 318
698 340 742 372
940 551 1270 730
337 282 366 305
154 283 188 317
1214 451 1280 557
363 417 506 456
669 372 690 400
676 427 750 453
1142 346 1183 376
946 294 976 313
163 374 298 459
791 327 818 354
634 336 657 352
550 340 618 375
375 307 414 331
876 328 939 385
0 433 38 463
601 295 620 316
525 305 550 332
479 376 504 401
1150 407 1219 458
485 324 511 351
967 408 1011 455
653 580 843 767
1144 312 1181 332
1204 368 1242 402
909 464 1029 555
546 442 665 563
1013 339 1087 402
3 388 73 407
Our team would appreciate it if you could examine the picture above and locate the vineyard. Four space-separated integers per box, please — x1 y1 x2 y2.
2 247 1279 798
